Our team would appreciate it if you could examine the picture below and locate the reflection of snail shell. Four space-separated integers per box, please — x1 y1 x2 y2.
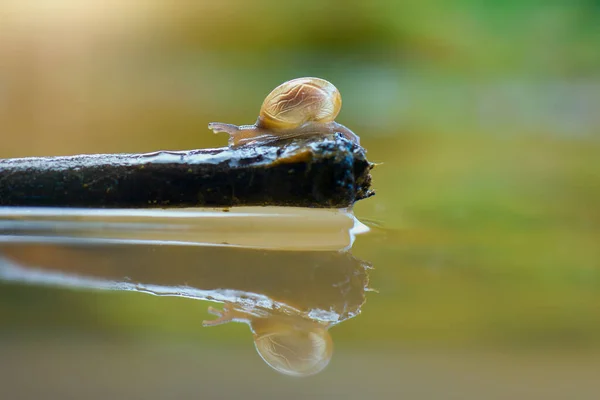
254 328 333 377
208 77 360 148
203 304 334 376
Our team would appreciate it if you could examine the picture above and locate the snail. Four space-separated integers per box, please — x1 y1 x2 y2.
203 303 333 377
208 77 360 148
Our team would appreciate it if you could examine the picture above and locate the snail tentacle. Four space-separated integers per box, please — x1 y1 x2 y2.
207 122 239 136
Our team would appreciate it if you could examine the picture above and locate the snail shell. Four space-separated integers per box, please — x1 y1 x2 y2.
208 77 359 148
257 77 342 130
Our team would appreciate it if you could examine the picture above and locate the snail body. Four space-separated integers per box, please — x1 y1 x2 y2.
208 77 360 148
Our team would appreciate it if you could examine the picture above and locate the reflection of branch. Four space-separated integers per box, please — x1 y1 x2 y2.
0 136 373 208
1 244 371 325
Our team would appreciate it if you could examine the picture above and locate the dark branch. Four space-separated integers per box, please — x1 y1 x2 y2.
0 135 374 208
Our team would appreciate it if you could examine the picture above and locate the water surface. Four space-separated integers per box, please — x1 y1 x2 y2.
1 140 599 399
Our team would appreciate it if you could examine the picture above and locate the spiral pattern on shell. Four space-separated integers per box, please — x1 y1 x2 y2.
258 77 342 131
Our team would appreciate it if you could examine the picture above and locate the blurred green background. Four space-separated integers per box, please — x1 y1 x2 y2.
1 0 599 156
1 1 600 398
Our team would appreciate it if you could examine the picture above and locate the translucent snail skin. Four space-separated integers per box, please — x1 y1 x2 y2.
208 77 361 148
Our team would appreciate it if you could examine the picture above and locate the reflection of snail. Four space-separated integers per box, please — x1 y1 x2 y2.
1 244 370 377
203 303 333 377
208 77 360 148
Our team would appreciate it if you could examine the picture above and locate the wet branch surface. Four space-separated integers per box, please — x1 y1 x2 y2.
0 135 374 208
